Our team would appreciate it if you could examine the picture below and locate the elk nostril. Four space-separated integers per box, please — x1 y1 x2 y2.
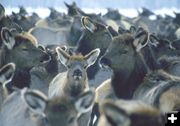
40 53 51 63
73 69 82 77
100 57 111 68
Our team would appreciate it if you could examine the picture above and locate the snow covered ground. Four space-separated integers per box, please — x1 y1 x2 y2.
5 7 180 18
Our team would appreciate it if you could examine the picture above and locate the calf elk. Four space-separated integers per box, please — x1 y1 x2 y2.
0 88 95 126
48 47 100 99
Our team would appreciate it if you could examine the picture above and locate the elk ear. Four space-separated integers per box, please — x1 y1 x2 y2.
100 101 130 126
149 34 160 47
0 63 15 87
75 88 95 114
61 45 67 51
107 26 118 37
81 16 97 33
133 31 148 52
129 25 136 35
85 48 100 68
38 44 46 52
60 46 75 56
118 26 126 34
0 4 5 19
56 47 70 67
173 11 178 16
1 27 15 50
23 90 48 115
64 2 71 8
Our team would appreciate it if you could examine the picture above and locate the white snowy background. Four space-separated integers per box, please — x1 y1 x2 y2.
1 0 180 18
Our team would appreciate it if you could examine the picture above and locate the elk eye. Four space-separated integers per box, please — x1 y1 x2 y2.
67 64 71 68
119 49 128 54
22 47 28 51
123 50 128 53
68 116 75 123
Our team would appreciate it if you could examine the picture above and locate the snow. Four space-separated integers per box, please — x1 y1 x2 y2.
4 7 180 19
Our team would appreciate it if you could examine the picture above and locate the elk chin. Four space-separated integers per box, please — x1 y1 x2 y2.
100 63 110 69
70 81 83 97
99 57 112 69
70 88 82 97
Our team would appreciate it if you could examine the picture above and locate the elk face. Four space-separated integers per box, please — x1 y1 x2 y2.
23 89 95 126
1 28 50 70
56 47 100 97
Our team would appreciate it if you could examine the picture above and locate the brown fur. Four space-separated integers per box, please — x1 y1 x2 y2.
159 87 180 112
134 70 180 113
113 33 134 45
35 19 49 27
0 29 49 88
101 33 148 99
98 100 164 126
49 48 100 126
95 79 116 103
49 48 100 99
17 32 38 46
1 88 95 126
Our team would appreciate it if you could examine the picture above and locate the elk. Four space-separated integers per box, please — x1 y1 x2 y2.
48 47 100 99
76 16 112 81
48 47 100 126
133 70 180 113
97 100 164 126
0 88 95 126
0 27 50 88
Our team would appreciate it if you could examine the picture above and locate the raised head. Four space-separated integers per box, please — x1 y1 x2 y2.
77 16 112 56
100 31 148 72
56 47 100 97
0 27 50 70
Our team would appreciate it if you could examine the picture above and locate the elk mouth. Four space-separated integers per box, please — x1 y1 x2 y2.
70 84 82 97
99 57 111 68
40 54 51 64
73 75 82 80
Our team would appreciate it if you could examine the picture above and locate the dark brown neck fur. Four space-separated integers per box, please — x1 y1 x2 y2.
112 54 147 99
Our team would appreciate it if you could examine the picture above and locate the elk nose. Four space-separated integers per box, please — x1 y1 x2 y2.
73 69 82 77
100 57 111 68
40 53 51 63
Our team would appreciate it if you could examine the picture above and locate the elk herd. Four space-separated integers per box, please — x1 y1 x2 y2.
0 2 180 126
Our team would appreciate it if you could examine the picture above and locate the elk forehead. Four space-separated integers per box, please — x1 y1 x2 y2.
46 96 75 112
68 55 88 66
112 33 134 45
69 54 86 61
